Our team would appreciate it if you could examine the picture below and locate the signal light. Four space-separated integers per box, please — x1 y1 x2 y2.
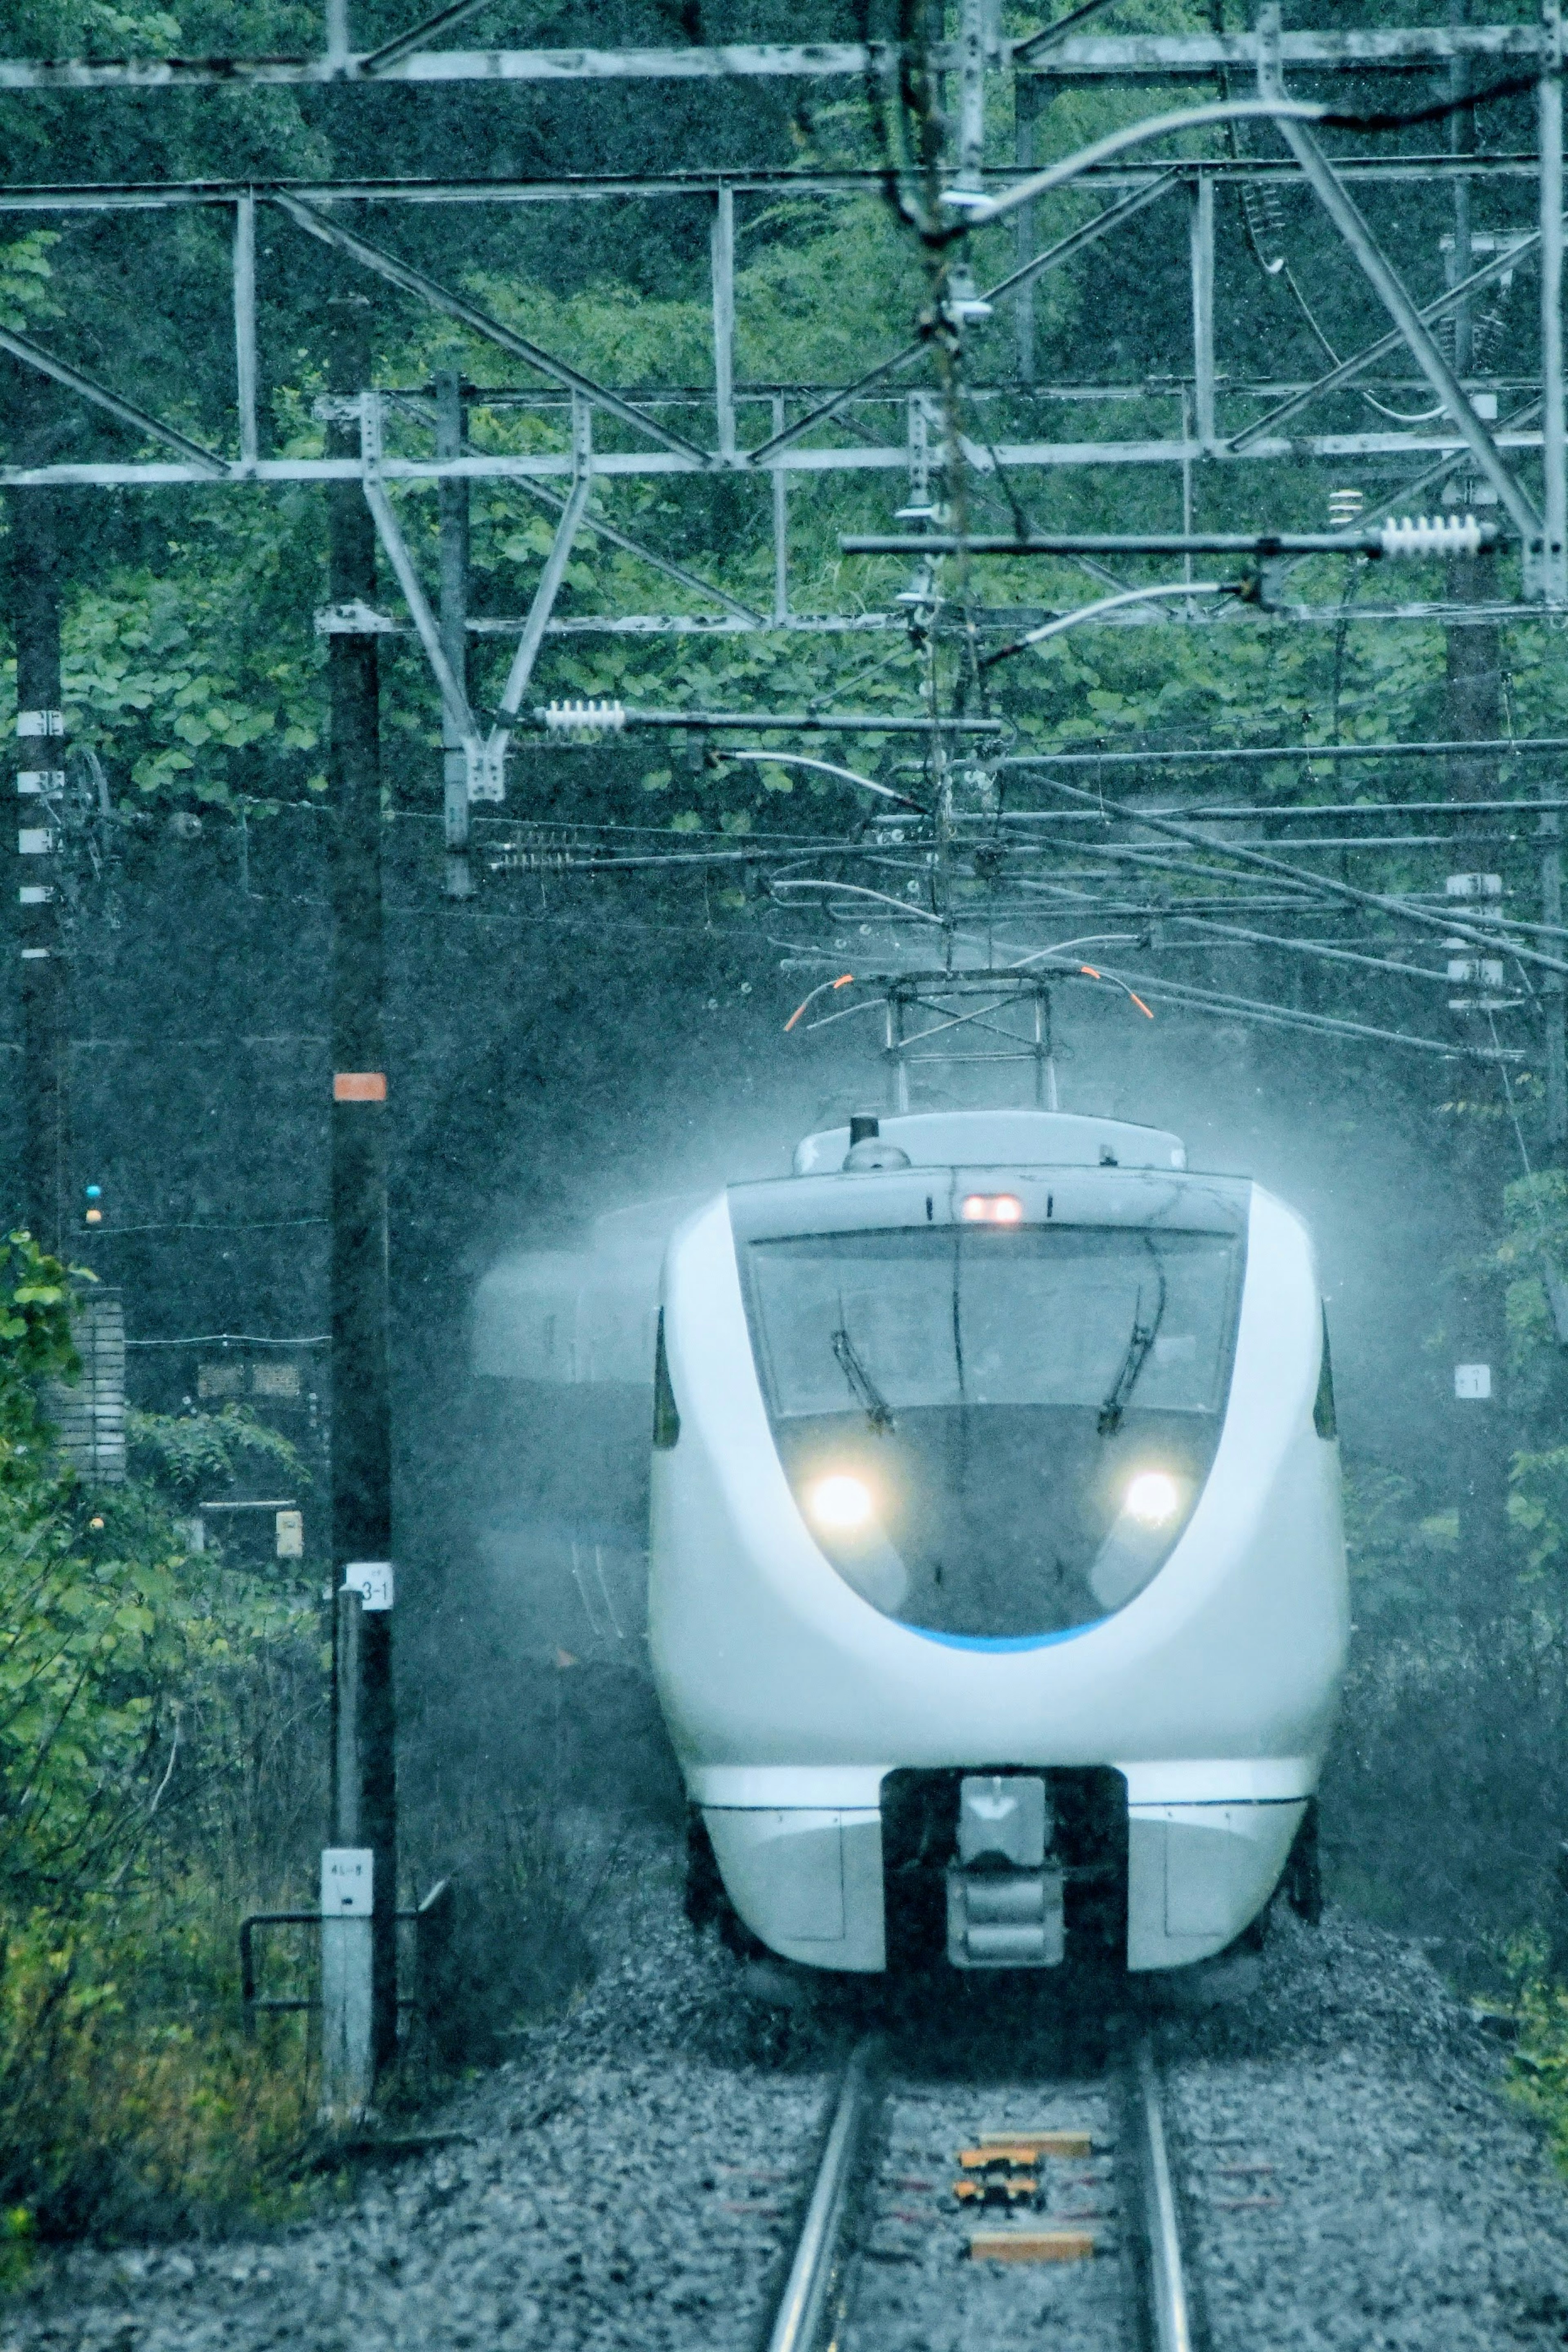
960 1194 1023 1225
83 1182 102 1227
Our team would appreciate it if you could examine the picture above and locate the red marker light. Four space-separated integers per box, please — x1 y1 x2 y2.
960 1193 1024 1224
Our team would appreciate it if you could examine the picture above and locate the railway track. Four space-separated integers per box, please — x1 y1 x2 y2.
765 2020 1193 2352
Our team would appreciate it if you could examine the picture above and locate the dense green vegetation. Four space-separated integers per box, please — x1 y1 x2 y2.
0 1233 324 2242
8 0 1568 2225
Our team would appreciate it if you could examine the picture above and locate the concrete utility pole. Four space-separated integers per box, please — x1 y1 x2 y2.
1437 0 1511 1570
7 410 66 1254
323 296 398 2104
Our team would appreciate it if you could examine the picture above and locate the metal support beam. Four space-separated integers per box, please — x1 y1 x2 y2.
271 190 710 462
1449 4 1476 376
513 476 763 623
0 319 225 474
1539 0 1567 599
234 193 258 469
0 156 1549 214
1015 25 1546 75
436 370 471 895
748 173 1181 467
772 394 789 624
492 401 592 745
8 442 65 1251
1014 80 1039 384
1190 174 1215 450
711 187 736 462
1227 210 1539 450
955 0 989 197
0 23 1552 93
5 425 1562 492
323 1600 373 2120
362 471 480 751
1256 7 1545 557
1542 800 1568 1145
842 528 1500 555
325 0 350 72
0 38 888 90
361 0 496 75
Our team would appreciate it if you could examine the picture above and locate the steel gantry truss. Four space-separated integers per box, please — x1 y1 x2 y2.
6 2 1568 1076
2 11 1566 535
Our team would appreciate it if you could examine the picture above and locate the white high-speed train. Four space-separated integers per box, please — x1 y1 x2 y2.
649 1107 1348 1977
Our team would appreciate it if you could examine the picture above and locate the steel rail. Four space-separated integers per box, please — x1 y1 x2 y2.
1134 2035 1195 2352
766 2038 879 2352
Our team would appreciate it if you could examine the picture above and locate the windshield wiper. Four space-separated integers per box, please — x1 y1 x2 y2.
832 1327 895 1432
1097 1259 1168 1437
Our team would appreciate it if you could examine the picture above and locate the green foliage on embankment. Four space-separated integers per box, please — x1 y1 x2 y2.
0 1232 328 2247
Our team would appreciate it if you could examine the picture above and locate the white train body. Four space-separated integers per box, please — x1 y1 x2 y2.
649 1109 1348 1976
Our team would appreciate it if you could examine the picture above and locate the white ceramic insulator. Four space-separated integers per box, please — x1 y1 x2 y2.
1379 514 1483 557
542 699 626 735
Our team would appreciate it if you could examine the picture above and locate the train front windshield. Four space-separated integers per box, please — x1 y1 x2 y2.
744 1224 1243 1639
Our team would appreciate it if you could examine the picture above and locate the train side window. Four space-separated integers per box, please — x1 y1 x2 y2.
653 1309 681 1449
1313 1305 1337 1440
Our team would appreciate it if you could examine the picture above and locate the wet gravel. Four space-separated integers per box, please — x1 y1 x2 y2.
0 1831 840 2352
1158 1906 1568 2352
7 1848 1568 2352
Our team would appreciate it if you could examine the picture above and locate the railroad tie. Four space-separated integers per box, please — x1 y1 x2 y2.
956 2128 1101 2258
967 2224 1098 2264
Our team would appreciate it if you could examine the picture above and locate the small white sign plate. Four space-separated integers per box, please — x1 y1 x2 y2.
321 1847 373 1915
342 1560 394 1610
1454 1363 1492 1401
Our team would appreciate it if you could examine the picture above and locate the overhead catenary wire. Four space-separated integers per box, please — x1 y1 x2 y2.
998 738 1568 772
981 581 1239 670
720 750 925 809
784 973 855 1031
1034 959 1522 1060
1030 775 1568 980
1158 911 1464 989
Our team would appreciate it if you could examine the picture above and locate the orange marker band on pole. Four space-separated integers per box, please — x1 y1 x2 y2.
333 1072 387 1102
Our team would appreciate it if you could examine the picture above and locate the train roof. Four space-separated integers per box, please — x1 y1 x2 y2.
792 1109 1186 1176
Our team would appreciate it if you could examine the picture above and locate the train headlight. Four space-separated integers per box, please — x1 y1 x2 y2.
808 1473 875 1533
1124 1469 1181 1528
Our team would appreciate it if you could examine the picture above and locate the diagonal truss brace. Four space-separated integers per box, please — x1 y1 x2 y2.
0 318 225 474
1229 229 1543 454
360 0 498 76
510 477 764 624
1256 6 1544 564
272 188 709 465
488 400 594 768
750 172 1180 467
362 394 595 805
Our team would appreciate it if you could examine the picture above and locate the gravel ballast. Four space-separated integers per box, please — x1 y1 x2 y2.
1 1833 839 2352
8 1844 1568 2352
1158 1906 1568 2352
